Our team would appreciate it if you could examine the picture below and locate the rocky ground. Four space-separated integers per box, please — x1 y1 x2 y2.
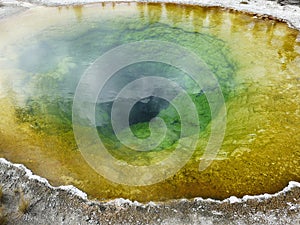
0 0 300 224
0 159 299 225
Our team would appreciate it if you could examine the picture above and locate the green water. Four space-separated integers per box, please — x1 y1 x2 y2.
0 3 299 201
15 6 235 165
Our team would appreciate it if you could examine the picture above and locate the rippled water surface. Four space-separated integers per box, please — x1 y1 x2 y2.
0 3 299 201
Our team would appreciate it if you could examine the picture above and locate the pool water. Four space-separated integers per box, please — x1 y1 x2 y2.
0 2 299 201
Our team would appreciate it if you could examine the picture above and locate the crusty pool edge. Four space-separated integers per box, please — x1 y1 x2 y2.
0 158 299 224
0 0 299 224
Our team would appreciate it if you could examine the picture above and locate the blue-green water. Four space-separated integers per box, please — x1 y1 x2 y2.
0 3 299 201
15 10 236 165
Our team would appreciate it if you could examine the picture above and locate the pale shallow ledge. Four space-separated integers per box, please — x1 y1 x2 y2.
1 0 300 31
0 158 299 224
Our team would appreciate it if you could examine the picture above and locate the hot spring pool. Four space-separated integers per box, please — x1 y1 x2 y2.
0 2 299 202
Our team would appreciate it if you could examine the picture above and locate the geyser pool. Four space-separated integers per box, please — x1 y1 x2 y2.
0 2 299 202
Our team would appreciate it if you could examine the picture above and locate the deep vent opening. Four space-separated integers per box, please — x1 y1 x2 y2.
96 96 170 129
129 96 169 125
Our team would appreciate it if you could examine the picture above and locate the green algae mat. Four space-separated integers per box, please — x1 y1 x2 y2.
0 3 299 201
